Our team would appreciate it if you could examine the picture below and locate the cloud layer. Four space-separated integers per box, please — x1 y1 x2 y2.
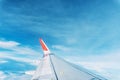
65 50 120 80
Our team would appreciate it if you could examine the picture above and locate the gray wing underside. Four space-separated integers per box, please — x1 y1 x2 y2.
32 54 107 80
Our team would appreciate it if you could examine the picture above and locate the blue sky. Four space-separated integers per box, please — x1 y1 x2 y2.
0 0 120 80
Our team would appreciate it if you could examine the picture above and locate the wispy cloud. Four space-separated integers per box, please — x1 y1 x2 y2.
0 39 41 65
0 40 20 49
0 39 42 80
0 71 31 80
52 45 72 52
65 50 120 80
0 71 6 80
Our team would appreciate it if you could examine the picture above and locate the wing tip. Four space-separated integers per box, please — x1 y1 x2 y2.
39 38 48 51
39 38 51 56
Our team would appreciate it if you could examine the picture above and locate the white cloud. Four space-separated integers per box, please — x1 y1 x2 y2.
0 39 41 80
0 60 8 64
0 51 41 66
4 73 31 80
0 70 30 80
52 45 71 52
0 39 41 66
0 40 20 49
0 71 6 80
65 51 120 80
66 38 78 44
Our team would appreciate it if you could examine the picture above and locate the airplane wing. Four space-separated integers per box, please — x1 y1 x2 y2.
31 39 107 80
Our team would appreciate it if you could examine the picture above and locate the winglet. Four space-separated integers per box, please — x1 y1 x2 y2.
39 38 51 56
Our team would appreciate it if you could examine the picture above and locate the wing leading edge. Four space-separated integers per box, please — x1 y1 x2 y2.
31 39 107 80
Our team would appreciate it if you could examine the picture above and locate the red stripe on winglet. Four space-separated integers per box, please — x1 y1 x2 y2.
39 39 48 51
